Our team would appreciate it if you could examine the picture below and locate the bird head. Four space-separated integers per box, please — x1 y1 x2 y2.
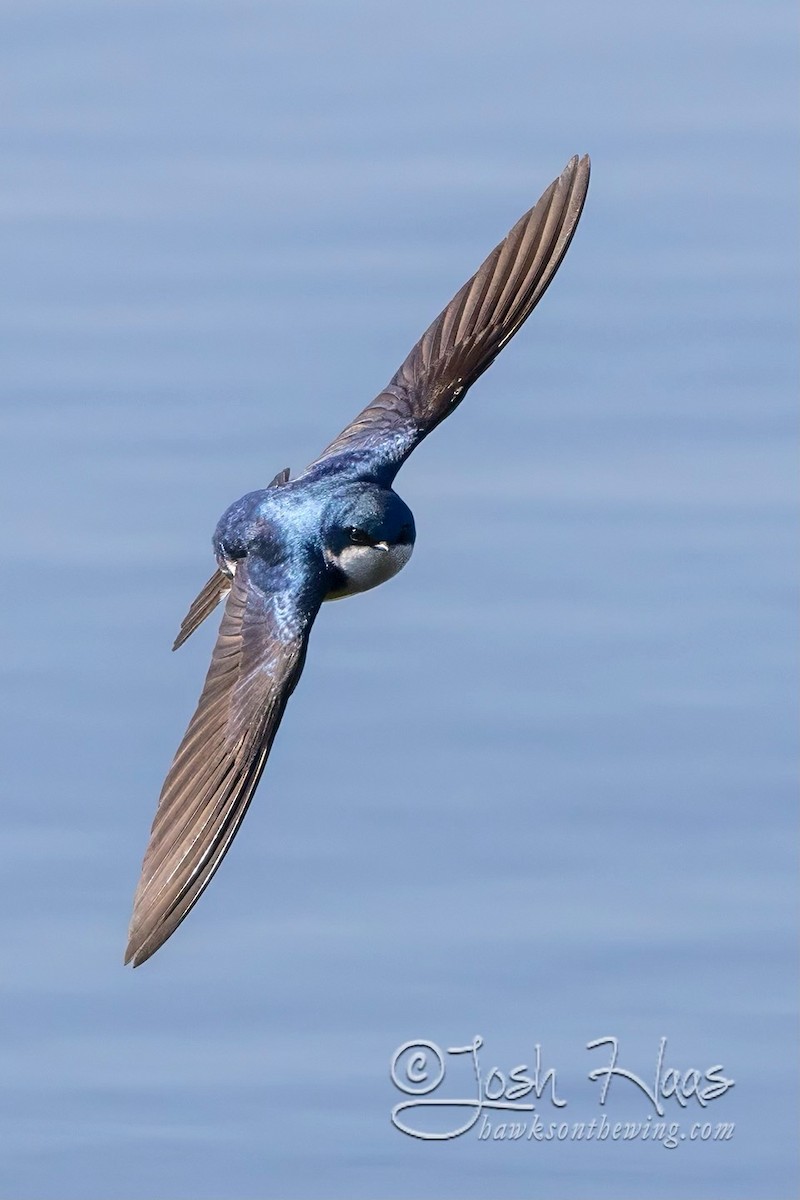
323 486 415 599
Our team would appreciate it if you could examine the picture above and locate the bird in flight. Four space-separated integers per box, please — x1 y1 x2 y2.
125 154 591 966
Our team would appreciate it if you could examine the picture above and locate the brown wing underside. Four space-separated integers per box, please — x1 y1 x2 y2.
126 559 322 966
310 154 590 477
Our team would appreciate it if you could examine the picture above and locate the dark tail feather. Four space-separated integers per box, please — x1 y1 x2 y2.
172 470 289 651
172 569 232 650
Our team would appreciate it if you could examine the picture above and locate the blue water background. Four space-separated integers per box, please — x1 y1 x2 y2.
0 2 796 1197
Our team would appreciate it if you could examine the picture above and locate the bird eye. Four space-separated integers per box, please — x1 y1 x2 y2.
347 527 372 546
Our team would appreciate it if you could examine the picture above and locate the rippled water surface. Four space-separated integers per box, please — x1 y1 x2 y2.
0 3 796 1197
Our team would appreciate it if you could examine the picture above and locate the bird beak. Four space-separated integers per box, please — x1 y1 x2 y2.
374 541 390 553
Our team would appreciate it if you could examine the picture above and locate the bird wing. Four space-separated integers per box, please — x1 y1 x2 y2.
126 553 325 966
308 154 590 484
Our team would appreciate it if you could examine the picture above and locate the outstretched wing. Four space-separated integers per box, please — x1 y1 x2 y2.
308 154 590 484
126 554 325 966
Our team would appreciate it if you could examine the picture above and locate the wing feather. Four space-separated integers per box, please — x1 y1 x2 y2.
309 154 589 481
125 556 323 966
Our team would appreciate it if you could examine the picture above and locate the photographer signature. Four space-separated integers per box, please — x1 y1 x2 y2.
390 1035 734 1140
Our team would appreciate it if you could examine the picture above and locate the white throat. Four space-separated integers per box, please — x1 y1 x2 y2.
326 541 413 600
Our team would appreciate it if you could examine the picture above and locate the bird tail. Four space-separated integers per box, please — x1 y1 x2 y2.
172 568 232 650
172 467 291 650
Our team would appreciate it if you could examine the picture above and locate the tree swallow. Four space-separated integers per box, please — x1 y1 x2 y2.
125 154 590 966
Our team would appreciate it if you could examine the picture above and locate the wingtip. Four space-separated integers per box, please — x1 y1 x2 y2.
124 924 142 967
125 899 158 967
124 930 154 968
563 152 591 182
559 153 591 221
